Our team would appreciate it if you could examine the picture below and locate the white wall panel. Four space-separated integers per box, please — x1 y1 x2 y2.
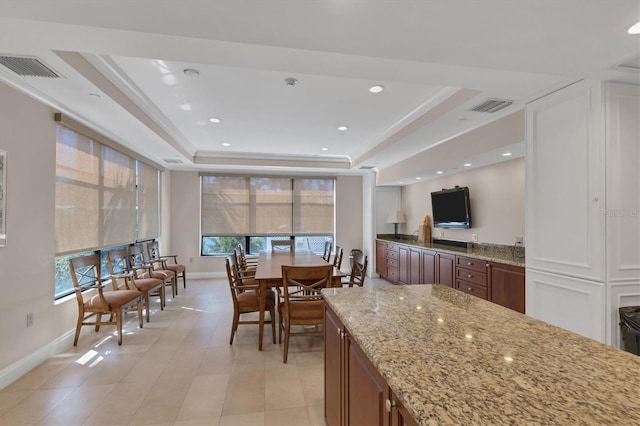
526 269 605 342
606 83 640 282
526 80 605 281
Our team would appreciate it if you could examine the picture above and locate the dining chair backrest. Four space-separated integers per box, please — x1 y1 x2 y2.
282 264 334 302
322 240 332 262
271 239 294 251
333 246 344 269
344 251 368 287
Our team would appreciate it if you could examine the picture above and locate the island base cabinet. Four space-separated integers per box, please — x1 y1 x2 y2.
346 333 389 426
325 306 344 426
326 305 403 426
389 391 419 426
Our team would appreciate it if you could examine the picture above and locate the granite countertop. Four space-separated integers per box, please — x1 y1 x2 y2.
323 285 640 425
377 235 526 267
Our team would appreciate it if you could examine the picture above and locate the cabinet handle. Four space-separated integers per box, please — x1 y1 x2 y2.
467 274 472 278
467 287 473 291
385 399 396 413
467 262 473 266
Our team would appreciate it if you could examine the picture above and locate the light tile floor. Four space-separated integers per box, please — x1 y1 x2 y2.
0 276 389 425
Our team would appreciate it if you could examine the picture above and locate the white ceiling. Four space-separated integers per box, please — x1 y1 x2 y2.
0 1 638 184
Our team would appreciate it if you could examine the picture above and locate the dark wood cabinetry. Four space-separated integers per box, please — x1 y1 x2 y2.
398 245 409 284
375 240 387 277
325 305 393 426
436 252 455 287
489 262 525 313
389 391 419 426
421 249 437 284
455 255 489 300
375 240 525 313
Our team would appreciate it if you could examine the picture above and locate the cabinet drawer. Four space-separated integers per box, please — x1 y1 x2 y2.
387 267 398 282
386 250 399 260
456 280 489 300
456 268 487 286
387 258 399 268
456 256 488 273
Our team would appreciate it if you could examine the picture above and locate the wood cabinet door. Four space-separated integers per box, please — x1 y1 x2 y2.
421 250 436 284
398 245 409 284
376 241 387 277
489 262 526 314
345 331 390 426
436 253 455 287
325 307 344 426
390 391 419 426
409 248 421 284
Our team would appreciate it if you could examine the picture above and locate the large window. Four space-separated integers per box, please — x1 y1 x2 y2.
54 124 160 299
201 175 334 255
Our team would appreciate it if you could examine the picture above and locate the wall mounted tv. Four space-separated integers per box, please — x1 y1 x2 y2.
431 186 472 229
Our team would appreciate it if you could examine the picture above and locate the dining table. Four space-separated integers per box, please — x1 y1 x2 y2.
253 250 347 350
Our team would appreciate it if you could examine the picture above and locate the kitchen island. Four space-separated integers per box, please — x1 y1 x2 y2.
323 284 640 425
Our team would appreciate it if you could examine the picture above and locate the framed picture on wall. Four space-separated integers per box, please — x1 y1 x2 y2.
0 150 6 246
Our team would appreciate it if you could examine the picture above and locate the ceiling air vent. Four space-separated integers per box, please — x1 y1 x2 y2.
359 166 376 170
469 98 514 113
0 55 62 78
163 159 183 164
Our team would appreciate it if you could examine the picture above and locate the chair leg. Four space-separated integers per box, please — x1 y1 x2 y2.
270 306 276 344
160 284 165 310
182 272 186 289
95 313 101 332
116 309 123 345
230 311 240 344
173 272 179 296
74 313 84 346
283 322 291 364
144 293 150 322
137 301 143 329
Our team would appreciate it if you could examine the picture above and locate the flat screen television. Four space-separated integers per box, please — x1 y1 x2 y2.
431 186 472 229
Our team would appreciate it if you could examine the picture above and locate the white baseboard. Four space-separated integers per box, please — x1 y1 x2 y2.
0 329 75 390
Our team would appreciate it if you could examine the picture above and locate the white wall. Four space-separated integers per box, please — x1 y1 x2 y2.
400 158 525 246
0 82 78 386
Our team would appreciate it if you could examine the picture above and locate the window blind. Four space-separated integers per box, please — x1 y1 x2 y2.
55 125 160 255
201 175 334 236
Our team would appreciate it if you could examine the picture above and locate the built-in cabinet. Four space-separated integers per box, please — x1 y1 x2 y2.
526 81 640 346
376 239 525 313
325 305 418 426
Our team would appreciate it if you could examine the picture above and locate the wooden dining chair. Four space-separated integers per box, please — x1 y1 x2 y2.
107 248 165 322
322 241 332 262
225 256 276 345
147 241 187 290
280 264 333 363
271 239 294 252
332 246 344 270
130 244 177 298
342 251 368 287
69 254 143 346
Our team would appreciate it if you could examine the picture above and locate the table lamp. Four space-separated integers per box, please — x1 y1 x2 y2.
386 210 406 237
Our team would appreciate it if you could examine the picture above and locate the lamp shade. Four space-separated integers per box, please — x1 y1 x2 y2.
386 210 406 224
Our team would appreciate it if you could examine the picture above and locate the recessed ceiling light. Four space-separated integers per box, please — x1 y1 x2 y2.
369 85 385 93
464 163 472 167
628 21 640 34
183 68 200 77
221 143 231 147
321 147 328 151
284 77 298 86
502 152 513 157
415 177 422 180
89 93 101 98
399 181 404 184
338 126 349 131
436 171 443 174
209 117 221 123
